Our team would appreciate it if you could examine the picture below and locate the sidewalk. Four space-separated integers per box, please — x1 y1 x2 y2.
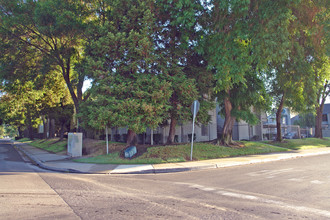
13 141 330 175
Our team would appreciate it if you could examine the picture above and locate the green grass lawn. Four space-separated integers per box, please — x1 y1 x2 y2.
18 138 67 153
17 137 330 164
264 138 330 150
16 138 32 143
74 141 289 164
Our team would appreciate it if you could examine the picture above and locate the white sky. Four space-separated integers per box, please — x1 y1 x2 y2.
82 79 92 93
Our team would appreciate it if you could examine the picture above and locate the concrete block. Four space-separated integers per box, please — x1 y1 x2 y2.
67 133 82 157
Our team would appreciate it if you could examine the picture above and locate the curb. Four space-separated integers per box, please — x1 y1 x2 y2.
154 165 217 174
110 149 330 174
13 143 84 174
110 165 218 174
11 140 330 175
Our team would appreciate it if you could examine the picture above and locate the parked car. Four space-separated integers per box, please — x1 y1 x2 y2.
283 132 296 139
300 134 307 139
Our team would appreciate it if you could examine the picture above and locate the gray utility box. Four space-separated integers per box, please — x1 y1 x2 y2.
67 133 83 157
125 146 137 158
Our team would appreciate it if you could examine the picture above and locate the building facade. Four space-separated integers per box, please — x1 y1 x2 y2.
322 104 330 137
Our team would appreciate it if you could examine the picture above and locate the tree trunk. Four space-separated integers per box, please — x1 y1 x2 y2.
167 116 177 144
60 58 82 132
59 122 65 141
315 103 325 138
218 95 235 146
150 129 154 145
315 81 329 138
276 94 285 142
48 117 55 138
126 129 137 146
18 126 22 137
42 117 47 139
26 106 34 140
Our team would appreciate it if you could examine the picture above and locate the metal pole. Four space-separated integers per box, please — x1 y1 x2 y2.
190 102 196 161
106 126 109 154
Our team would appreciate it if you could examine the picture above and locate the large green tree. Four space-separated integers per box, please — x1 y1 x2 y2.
0 93 26 137
0 79 44 139
200 0 290 145
0 20 74 139
0 0 89 126
269 0 329 141
81 0 172 146
308 1 329 138
156 0 215 144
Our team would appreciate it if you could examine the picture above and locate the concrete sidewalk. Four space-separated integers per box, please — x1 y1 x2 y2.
12 141 330 174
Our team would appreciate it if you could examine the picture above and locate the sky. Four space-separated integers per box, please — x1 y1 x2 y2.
82 79 92 93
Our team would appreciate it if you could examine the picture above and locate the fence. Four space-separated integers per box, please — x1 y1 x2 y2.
262 124 303 140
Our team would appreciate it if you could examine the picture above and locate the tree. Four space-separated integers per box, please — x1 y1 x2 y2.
0 79 45 139
269 0 329 141
309 1 329 138
293 113 315 128
200 0 290 145
38 73 74 140
270 45 314 142
80 0 172 146
0 0 89 127
0 93 26 137
314 74 329 138
156 0 215 144
0 32 73 139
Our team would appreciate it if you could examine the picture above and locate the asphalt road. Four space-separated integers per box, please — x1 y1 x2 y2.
1 139 330 219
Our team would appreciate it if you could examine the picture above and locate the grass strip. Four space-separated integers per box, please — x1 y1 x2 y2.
74 141 289 164
16 138 32 143
20 138 67 153
265 138 330 150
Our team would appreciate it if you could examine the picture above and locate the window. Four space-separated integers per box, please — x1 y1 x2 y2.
201 124 208 136
322 114 328 122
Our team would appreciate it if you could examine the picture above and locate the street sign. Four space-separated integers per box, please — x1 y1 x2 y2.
191 100 200 117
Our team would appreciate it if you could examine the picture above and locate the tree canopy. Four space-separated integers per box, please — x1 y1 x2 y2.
0 0 328 144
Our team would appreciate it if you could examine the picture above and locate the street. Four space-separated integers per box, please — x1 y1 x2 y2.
1 139 330 219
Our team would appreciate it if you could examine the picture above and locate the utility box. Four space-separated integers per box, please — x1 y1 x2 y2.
124 146 137 158
67 133 83 157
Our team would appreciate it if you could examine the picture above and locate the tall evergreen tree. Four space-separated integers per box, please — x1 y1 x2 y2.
81 0 172 146
156 0 215 144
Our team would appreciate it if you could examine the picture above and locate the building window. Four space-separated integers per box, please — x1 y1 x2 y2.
322 114 328 122
201 124 208 136
282 116 287 125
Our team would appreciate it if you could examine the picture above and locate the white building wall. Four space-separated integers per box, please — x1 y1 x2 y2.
160 108 217 143
112 106 267 143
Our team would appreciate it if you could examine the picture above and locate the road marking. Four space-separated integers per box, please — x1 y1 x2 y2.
187 184 215 192
288 178 304 182
174 181 330 218
188 184 203 189
217 191 259 201
201 187 215 191
311 180 324 184
246 168 295 178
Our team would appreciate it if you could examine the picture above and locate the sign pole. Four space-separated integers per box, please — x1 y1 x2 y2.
190 107 196 161
190 100 199 161
106 126 109 154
